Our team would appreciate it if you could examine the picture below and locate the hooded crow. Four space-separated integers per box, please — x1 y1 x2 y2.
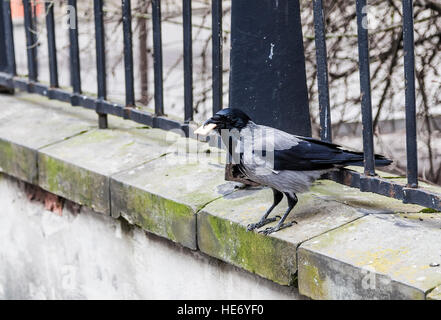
195 108 392 235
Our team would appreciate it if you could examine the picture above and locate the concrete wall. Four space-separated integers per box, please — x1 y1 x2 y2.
0 174 302 300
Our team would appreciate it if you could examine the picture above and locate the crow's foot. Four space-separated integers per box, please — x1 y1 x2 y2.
246 216 281 232
258 220 298 235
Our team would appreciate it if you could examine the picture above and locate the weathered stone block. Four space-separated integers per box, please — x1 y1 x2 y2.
0 93 96 183
312 179 424 214
198 181 369 285
0 139 38 183
111 153 235 249
38 128 176 214
298 212 441 300
38 153 109 213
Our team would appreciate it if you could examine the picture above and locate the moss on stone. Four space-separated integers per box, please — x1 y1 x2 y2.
298 218 365 252
38 153 109 213
301 262 326 299
420 208 440 213
111 180 197 249
427 286 441 300
311 179 424 213
197 212 297 285
0 139 37 183
63 129 116 146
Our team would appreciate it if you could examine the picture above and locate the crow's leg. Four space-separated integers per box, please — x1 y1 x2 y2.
247 189 283 231
259 192 298 235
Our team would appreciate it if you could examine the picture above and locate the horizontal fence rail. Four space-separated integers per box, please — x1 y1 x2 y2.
0 0 222 132
0 0 439 211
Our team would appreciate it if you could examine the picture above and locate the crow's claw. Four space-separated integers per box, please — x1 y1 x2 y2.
246 216 280 232
258 220 297 235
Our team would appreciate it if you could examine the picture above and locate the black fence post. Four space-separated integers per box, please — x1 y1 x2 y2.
0 0 14 94
356 0 375 177
402 0 418 188
0 2 6 73
229 0 311 136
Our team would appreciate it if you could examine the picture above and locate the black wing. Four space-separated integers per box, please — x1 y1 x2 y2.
273 135 366 171
245 125 392 171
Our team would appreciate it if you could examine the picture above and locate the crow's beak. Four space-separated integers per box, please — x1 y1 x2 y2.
194 123 217 135
194 121 217 135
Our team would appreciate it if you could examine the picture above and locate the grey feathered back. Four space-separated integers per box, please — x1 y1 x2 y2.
227 122 329 194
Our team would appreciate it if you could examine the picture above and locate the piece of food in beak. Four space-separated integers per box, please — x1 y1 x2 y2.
194 123 217 135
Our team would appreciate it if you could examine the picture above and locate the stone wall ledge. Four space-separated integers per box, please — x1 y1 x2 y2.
1 93 441 299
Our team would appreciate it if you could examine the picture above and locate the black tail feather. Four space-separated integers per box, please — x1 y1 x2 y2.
341 151 393 167
373 154 393 167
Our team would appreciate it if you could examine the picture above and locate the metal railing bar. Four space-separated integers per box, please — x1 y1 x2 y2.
0 68 440 211
402 0 418 188
183 0 193 122
22 0 38 82
313 0 332 142
45 1 58 88
68 0 81 104
2 0 16 76
152 0 164 117
211 0 223 115
355 0 375 176
0 1 438 211
122 0 135 108
0 72 186 130
94 0 108 129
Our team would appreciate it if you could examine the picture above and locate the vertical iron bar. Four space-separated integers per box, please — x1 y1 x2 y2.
94 0 108 128
68 0 81 98
313 0 332 142
45 1 58 87
355 0 375 176
138 0 149 105
183 0 193 122
402 0 418 188
23 0 38 82
211 0 222 114
152 0 164 116
2 0 16 76
31 0 37 43
122 0 135 107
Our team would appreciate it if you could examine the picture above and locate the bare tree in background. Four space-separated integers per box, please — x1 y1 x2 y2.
18 0 441 184
300 0 441 184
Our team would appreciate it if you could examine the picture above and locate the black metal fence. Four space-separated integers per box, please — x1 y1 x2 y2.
0 0 223 134
314 0 439 211
0 0 440 212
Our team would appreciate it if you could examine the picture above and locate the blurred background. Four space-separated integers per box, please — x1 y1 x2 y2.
8 0 441 184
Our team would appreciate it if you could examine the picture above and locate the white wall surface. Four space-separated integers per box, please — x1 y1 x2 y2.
0 174 302 300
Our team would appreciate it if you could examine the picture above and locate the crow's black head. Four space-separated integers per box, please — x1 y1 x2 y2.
202 108 251 133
